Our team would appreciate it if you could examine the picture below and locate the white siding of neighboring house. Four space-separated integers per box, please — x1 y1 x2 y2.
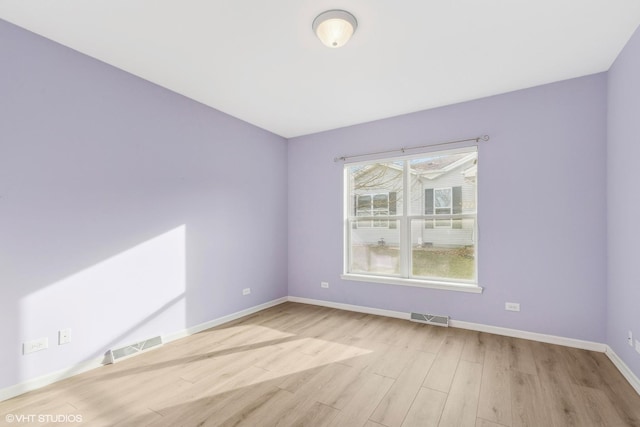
351 164 402 247
417 162 476 247
352 161 476 248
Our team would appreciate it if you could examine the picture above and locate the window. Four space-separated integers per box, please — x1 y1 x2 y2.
343 147 480 292
356 193 394 228
425 187 463 228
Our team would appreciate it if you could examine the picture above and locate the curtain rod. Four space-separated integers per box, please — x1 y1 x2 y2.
334 134 490 162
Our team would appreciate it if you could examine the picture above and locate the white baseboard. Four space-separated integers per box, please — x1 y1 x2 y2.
449 319 606 352
605 346 640 395
287 296 606 352
3 295 637 402
288 296 409 320
163 297 288 343
0 296 288 403
0 356 105 403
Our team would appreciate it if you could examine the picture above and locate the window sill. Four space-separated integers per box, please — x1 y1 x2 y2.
340 274 483 294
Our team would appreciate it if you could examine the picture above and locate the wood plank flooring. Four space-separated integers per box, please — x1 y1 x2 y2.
1 302 639 426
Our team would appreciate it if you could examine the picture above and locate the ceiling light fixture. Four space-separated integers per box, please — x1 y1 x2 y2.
312 10 358 48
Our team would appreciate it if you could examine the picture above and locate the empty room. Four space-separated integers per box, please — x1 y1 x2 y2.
2 1 640 426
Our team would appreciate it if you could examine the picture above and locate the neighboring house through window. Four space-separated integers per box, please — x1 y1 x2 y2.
425 187 463 228
343 146 480 292
356 193 396 228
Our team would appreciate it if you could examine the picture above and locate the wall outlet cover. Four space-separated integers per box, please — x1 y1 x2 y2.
505 302 520 312
58 328 71 345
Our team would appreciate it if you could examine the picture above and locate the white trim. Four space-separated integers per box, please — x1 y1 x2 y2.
605 346 640 395
344 148 479 288
4 296 638 403
401 158 410 278
0 356 105 403
288 296 409 320
287 296 604 352
163 297 288 343
340 273 483 293
449 319 606 352
0 297 288 402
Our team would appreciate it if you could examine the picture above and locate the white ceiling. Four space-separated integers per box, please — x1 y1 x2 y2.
1 1 640 138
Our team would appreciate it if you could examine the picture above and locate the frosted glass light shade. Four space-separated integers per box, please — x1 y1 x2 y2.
313 10 357 48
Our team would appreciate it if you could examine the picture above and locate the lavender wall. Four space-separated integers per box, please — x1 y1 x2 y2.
607 25 640 378
0 19 288 390
289 74 608 343
2 13 633 395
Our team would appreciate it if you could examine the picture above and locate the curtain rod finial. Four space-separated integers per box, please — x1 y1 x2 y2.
481 135 490 142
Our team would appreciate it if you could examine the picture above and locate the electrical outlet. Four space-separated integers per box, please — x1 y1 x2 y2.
58 328 71 345
242 288 251 296
23 337 48 355
629 331 633 347
636 340 640 354
505 302 520 312
321 281 329 288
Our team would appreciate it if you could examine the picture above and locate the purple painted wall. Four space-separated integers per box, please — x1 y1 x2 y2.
4 13 638 395
0 19 288 390
289 74 608 343
607 25 640 379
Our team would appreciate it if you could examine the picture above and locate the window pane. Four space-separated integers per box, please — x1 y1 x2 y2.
356 195 372 228
349 162 403 216
357 195 371 212
409 151 477 216
373 194 388 210
373 212 389 228
411 219 475 281
357 219 373 228
434 218 452 228
349 219 400 275
435 188 451 208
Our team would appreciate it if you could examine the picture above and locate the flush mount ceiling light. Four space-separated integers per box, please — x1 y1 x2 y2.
312 10 358 48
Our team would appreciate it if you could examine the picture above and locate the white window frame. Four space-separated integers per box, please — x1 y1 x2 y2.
341 146 482 294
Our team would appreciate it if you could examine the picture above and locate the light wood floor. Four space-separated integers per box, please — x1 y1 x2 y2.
2 302 640 426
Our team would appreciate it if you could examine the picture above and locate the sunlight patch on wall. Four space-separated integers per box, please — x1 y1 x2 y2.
19 225 187 381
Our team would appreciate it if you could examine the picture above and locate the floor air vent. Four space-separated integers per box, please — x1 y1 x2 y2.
410 312 450 327
108 335 163 364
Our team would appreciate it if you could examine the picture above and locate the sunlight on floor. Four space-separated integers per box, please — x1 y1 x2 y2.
65 325 373 422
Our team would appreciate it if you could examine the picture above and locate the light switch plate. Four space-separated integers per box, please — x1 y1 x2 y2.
23 337 48 354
